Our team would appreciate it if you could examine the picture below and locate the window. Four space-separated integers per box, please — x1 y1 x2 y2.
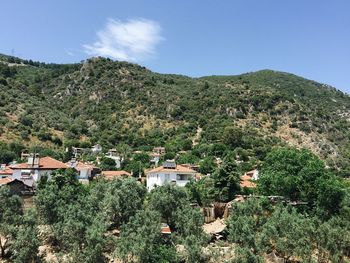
176 174 187 181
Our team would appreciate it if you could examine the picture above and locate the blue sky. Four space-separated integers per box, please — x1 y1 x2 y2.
1 0 349 92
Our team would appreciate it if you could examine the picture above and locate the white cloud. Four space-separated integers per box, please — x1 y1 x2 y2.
84 18 163 62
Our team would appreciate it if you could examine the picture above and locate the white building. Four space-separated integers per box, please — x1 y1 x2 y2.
146 160 196 191
91 144 103 154
0 164 13 179
67 159 99 182
10 154 69 187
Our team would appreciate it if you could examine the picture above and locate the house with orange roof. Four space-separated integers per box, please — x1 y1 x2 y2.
240 169 259 189
0 164 13 178
67 159 100 181
101 170 131 180
146 160 196 191
10 154 69 187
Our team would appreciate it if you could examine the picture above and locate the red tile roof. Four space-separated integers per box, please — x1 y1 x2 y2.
240 174 257 188
147 164 196 174
161 225 171 234
74 162 97 171
10 157 69 170
0 167 13 176
102 170 131 180
0 178 14 185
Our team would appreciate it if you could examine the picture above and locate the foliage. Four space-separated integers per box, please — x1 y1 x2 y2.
210 158 241 202
258 147 346 217
93 178 147 227
259 206 315 262
117 209 176 263
1 54 350 174
11 209 41 263
227 198 269 251
0 186 23 258
148 184 188 229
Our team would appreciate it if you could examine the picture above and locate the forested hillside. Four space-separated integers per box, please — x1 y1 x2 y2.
1 54 350 176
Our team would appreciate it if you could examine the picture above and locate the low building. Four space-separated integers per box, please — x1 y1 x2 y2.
67 159 100 181
0 178 33 195
240 169 259 188
101 170 131 180
146 160 196 191
10 154 69 187
0 164 13 178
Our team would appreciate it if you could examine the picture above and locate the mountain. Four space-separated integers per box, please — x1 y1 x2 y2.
1 54 350 175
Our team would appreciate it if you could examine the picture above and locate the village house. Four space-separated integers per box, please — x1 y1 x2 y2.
0 164 13 178
146 160 196 191
240 169 259 188
67 159 100 182
0 178 33 195
101 170 131 180
71 147 90 158
10 154 69 187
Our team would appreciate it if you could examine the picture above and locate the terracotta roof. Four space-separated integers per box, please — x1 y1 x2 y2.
0 178 14 185
240 175 257 188
146 164 197 174
161 225 171 234
72 162 98 171
161 223 171 234
102 170 131 180
0 167 13 176
10 157 69 170
240 180 257 188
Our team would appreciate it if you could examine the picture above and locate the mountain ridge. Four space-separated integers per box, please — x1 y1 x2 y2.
0 54 350 176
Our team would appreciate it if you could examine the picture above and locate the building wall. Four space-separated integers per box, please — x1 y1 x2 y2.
12 169 53 187
146 172 194 191
78 168 90 179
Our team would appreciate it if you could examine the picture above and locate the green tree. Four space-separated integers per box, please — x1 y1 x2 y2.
148 184 188 229
185 177 215 206
11 209 41 263
95 178 147 227
223 126 244 149
316 216 350 262
198 157 216 175
227 198 269 251
210 158 241 202
100 157 117 170
230 246 264 263
117 209 176 263
259 206 315 262
0 186 22 258
173 204 208 263
258 147 345 216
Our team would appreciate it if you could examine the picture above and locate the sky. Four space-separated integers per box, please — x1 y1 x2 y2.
1 0 349 92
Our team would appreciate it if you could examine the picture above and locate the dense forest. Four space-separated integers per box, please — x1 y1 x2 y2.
0 54 350 262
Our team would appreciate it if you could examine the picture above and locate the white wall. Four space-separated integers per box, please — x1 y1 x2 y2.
146 172 194 191
11 169 53 187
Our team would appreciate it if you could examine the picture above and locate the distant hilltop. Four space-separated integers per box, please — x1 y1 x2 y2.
0 54 350 174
